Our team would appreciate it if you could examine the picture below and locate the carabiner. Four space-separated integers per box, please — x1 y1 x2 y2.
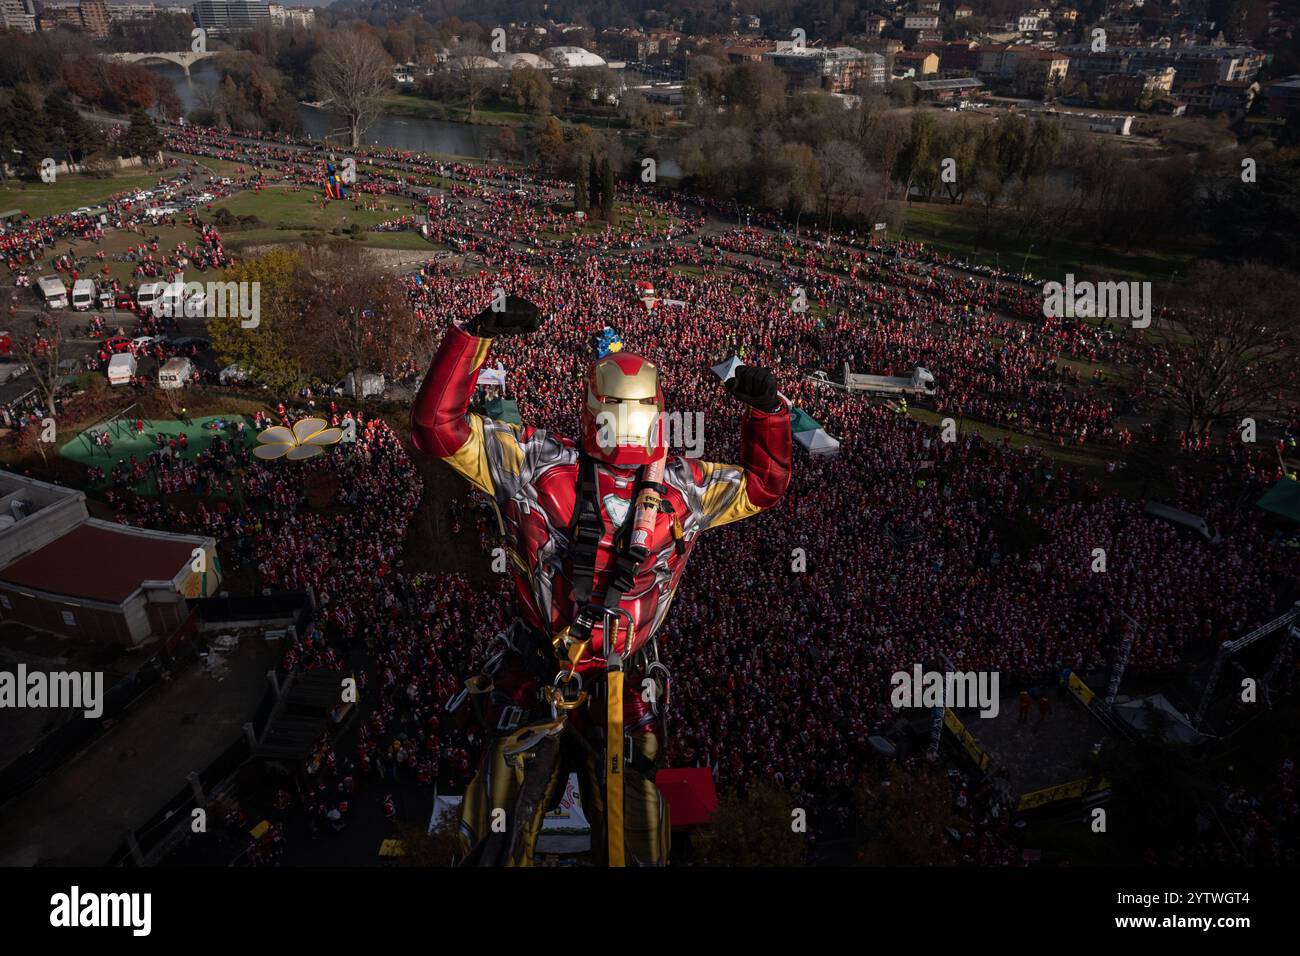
601 607 636 659
544 669 587 710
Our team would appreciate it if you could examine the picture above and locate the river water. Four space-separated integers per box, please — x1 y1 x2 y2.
153 61 681 175
154 61 503 156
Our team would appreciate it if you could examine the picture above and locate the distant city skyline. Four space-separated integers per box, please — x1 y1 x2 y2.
100 0 334 6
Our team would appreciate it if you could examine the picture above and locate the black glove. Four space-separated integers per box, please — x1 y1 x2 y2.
465 295 543 337
725 365 782 414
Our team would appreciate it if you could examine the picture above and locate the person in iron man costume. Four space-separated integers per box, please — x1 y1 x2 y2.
410 296 792 866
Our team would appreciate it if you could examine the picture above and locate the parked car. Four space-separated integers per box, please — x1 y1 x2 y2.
106 352 137 386
101 336 136 354
333 370 385 399
219 363 253 385
135 282 164 313
165 335 211 350
71 279 96 311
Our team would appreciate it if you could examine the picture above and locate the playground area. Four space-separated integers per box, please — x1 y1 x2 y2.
59 405 257 495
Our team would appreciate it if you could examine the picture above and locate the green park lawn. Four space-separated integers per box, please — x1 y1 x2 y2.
898 203 1198 285
170 154 250 179
207 187 435 251
0 221 202 289
0 170 167 219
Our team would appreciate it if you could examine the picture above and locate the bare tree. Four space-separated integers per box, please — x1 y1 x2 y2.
1139 262 1300 436
874 115 907 202
312 30 393 147
194 81 226 124
762 140 819 235
13 323 64 465
815 139 867 233
448 41 499 121
295 244 426 379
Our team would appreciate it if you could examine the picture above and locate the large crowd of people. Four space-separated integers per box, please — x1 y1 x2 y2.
163 252 1296 863
10 123 1298 865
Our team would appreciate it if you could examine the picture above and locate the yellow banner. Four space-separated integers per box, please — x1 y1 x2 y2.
1067 672 1095 706
943 709 990 771
1016 776 1111 812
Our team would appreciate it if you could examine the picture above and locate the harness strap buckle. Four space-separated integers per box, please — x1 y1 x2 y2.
496 705 525 732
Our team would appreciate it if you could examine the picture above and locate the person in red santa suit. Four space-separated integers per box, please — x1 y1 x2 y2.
410 295 791 866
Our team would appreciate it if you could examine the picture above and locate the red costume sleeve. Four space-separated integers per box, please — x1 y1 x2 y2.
740 404 793 510
410 324 489 458
694 403 792 530
409 324 503 498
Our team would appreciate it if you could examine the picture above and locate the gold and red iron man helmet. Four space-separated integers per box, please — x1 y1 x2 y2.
581 352 666 467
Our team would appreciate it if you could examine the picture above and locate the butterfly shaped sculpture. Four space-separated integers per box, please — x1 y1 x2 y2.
254 417 343 461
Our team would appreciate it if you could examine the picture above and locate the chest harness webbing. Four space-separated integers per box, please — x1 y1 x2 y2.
543 453 680 865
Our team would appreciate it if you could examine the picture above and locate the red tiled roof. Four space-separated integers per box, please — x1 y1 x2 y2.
0 524 193 604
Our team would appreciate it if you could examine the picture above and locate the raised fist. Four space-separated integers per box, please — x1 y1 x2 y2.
725 365 782 414
467 295 543 338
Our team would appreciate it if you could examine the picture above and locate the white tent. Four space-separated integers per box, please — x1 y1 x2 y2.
1113 694 1205 744
476 366 508 390
711 355 744 383
1144 501 1219 542
794 428 841 456
427 773 591 854
791 407 841 457
537 773 591 854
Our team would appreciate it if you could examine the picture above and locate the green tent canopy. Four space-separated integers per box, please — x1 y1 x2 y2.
1257 478 1300 524
482 398 522 426
789 408 840 456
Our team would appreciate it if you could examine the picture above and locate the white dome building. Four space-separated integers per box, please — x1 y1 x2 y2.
498 52 555 70
542 46 606 68
446 55 505 71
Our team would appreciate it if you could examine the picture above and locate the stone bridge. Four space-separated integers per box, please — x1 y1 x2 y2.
104 51 218 77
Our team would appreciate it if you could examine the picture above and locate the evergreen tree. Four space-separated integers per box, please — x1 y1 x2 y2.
6 89 48 177
44 92 94 164
574 157 589 212
0 102 13 184
587 154 600 213
600 156 617 223
121 109 163 164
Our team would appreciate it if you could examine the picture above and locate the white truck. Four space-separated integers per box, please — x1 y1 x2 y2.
37 276 68 309
135 282 163 313
153 278 204 318
106 352 137 386
809 363 937 397
158 356 193 389
71 278 96 311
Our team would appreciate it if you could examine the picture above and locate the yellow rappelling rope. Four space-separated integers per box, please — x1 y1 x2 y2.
606 619 626 867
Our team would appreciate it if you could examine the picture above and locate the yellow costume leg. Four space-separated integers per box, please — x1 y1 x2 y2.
459 730 567 866
578 730 671 866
